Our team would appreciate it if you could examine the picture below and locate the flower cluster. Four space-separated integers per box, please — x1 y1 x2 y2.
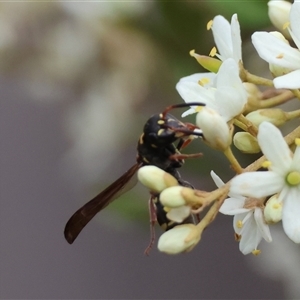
137 0 300 256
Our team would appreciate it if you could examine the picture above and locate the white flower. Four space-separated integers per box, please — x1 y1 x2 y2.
157 224 200 254
230 122 300 243
211 14 242 63
268 0 292 37
252 2 300 89
211 171 272 255
176 58 247 120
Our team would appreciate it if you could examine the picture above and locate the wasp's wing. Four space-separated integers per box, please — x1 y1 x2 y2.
64 163 141 244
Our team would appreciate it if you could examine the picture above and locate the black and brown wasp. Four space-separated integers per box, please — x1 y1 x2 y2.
64 102 205 252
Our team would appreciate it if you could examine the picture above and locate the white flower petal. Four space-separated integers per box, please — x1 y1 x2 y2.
282 186 300 243
176 80 215 109
290 2 300 49
273 69 300 89
293 143 300 169
212 15 233 61
230 171 284 198
215 86 246 121
233 213 248 234
231 14 242 62
252 32 300 69
210 170 225 188
178 72 216 85
219 197 248 215
182 108 197 117
239 214 262 255
254 208 272 242
166 206 191 223
257 122 293 174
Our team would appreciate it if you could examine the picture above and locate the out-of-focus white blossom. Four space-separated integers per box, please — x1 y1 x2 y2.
268 0 292 38
252 2 300 89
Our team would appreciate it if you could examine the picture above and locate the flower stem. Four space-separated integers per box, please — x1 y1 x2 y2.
259 90 295 108
292 89 300 100
235 114 258 136
286 109 300 121
241 69 274 87
223 147 243 174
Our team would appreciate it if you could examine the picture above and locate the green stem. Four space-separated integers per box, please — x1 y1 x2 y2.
235 114 258 136
223 146 243 174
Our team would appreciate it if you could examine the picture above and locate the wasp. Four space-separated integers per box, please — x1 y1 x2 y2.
64 102 205 250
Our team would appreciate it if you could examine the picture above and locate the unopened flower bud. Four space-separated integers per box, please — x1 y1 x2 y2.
137 166 178 193
160 186 188 207
264 194 283 224
268 0 291 39
246 108 289 127
157 224 200 254
233 132 260 153
196 107 231 151
160 186 202 208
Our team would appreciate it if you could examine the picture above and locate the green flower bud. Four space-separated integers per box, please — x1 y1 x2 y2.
246 108 289 127
233 132 260 153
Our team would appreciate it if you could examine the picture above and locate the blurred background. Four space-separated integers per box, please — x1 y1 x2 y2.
1 1 299 299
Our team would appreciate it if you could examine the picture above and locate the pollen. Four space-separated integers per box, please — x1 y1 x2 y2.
262 160 271 168
236 220 243 228
198 77 210 86
295 138 300 146
209 46 217 57
286 171 300 186
276 53 284 59
252 249 261 256
207 19 213 30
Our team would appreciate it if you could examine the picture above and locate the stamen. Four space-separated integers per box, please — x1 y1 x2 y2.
209 47 217 57
262 160 271 168
207 20 213 30
295 138 300 146
236 220 243 228
252 249 261 256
